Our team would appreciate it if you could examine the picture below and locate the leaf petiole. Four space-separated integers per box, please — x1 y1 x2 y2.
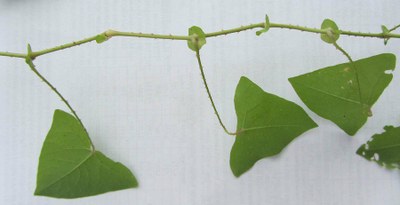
25 44 94 150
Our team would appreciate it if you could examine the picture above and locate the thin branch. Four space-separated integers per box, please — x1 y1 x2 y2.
1 21 399 59
389 24 400 32
0 51 26 59
194 47 236 136
332 42 354 64
25 47 95 151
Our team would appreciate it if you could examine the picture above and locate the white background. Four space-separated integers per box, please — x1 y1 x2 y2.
1 0 400 204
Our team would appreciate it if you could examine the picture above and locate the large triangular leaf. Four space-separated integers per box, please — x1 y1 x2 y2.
289 53 396 136
230 77 318 177
35 110 138 198
357 125 400 169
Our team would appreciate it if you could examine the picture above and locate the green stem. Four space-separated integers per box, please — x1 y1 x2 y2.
205 23 264 37
108 29 191 40
32 35 99 58
25 50 95 150
0 51 26 59
194 48 236 136
332 42 354 64
389 24 400 32
1 22 400 59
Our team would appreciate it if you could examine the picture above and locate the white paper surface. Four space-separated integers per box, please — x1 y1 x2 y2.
1 0 400 204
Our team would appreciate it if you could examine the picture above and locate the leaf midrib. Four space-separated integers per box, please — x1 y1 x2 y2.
366 143 400 152
36 150 95 194
292 81 366 106
238 125 302 135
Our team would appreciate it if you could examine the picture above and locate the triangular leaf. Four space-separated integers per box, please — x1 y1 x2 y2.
320 19 340 44
289 53 396 135
357 125 400 169
187 26 206 51
35 110 138 198
230 77 318 177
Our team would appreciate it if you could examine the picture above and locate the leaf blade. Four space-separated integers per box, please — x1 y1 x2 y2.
357 126 400 169
230 77 317 177
35 110 138 198
289 53 396 135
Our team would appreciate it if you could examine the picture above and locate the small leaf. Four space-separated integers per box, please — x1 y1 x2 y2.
320 19 340 44
187 26 206 51
256 14 270 36
230 77 318 177
27 44 33 55
26 44 33 63
381 25 390 45
35 110 138 198
381 25 390 33
289 53 396 135
95 34 108 44
357 125 400 169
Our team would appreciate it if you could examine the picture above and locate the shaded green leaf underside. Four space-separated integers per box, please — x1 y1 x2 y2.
320 19 340 44
187 26 206 51
289 53 396 136
35 110 138 198
357 125 400 169
230 77 318 177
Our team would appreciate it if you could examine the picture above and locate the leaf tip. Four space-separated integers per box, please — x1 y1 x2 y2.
53 109 71 119
239 76 250 82
345 129 357 136
231 169 243 178
229 159 246 178
33 188 40 196
355 144 365 156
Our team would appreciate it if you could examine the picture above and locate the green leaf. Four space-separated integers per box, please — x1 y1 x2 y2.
230 77 318 177
26 44 33 63
381 25 390 45
320 19 340 44
187 26 206 51
289 53 396 136
381 25 390 33
256 14 270 36
35 110 138 198
95 34 108 44
357 125 400 169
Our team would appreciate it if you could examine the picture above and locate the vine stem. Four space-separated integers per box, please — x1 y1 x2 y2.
389 24 400 32
194 46 236 136
1 22 400 59
25 46 95 151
